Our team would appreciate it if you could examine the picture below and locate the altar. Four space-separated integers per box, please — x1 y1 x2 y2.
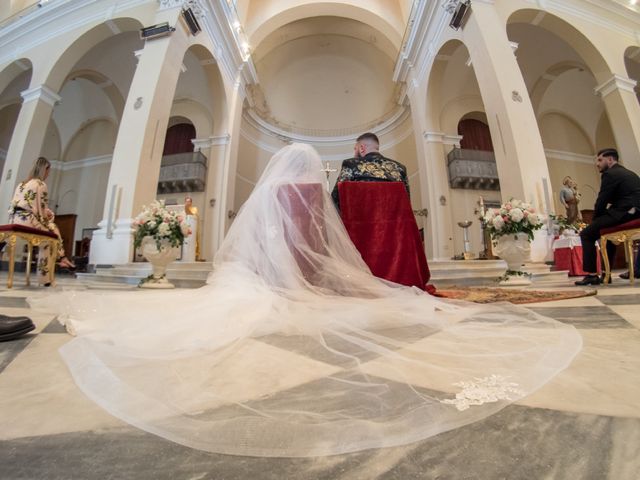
552 234 600 277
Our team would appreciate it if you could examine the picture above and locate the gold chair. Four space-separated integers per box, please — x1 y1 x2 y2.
600 219 640 285
0 225 59 288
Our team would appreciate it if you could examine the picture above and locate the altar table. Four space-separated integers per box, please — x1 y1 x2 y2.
552 235 600 277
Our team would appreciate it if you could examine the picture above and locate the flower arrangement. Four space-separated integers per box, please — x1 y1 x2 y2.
548 214 586 235
483 198 544 241
133 200 191 250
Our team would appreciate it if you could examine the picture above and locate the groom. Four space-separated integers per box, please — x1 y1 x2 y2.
331 133 432 292
331 133 410 211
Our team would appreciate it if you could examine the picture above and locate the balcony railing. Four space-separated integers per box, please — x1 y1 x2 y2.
446 148 500 191
157 151 208 194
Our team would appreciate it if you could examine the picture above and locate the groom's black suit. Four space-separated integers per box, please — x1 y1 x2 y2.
580 163 640 272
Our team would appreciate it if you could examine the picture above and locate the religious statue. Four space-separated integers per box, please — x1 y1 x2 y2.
559 176 582 225
184 196 201 261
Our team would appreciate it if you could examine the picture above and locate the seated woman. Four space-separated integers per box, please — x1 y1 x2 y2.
8 157 75 284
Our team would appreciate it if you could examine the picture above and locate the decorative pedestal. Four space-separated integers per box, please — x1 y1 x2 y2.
457 220 475 260
493 233 532 286
139 237 180 289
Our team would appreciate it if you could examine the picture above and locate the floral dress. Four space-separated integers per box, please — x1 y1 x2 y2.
8 178 65 282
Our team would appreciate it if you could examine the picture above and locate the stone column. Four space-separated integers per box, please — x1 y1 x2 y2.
406 73 458 261
192 134 230 259
463 1 552 208
594 74 640 173
213 80 244 250
422 132 460 261
0 85 60 213
90 8 187 265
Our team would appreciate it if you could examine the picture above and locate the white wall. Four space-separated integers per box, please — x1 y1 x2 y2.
53 78 118 152
546 156 599 215
73 31 142 101
256 30 395 131
53 160 111 243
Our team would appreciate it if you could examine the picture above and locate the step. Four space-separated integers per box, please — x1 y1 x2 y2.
429 260 569 287
77 261 213 288
78 259 570 289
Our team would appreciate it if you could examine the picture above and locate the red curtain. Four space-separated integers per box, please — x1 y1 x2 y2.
458 119 494 151
162 123 196 155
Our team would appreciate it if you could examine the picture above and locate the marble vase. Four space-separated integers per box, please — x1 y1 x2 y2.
493 232 532 286
139 237 180 289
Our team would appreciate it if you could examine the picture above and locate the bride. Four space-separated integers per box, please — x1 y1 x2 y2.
32 143 582 457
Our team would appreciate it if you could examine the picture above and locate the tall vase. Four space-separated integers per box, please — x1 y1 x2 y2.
493 232 532 286
139 237 180 289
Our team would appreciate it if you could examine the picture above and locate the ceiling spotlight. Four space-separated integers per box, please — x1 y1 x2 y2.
140 22 175 40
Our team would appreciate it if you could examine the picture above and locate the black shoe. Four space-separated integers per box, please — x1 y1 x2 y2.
600 274 612 284
0 315 35 342
575 274 602 286
619 271 640 280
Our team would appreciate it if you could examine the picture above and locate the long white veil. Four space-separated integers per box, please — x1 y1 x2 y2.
32 143 582 457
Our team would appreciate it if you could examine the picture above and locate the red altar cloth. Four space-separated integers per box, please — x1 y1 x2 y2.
337 181 433 292
552 237 601 277
277 183 327 282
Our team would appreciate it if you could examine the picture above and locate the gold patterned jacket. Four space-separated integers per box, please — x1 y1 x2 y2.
331 152 410 210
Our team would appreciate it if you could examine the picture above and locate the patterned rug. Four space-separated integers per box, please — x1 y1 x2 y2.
435 287 597 304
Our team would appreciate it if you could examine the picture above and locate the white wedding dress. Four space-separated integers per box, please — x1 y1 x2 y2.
30 143 582 457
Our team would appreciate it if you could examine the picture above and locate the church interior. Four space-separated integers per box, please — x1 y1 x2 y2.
1 0 640 478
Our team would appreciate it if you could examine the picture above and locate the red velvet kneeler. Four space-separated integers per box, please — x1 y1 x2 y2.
338 181 433 292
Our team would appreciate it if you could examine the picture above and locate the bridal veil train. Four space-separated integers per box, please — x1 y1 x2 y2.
31 143 582 457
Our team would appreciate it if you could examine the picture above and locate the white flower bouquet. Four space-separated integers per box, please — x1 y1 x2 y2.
133 200 192 250
483 198 544 241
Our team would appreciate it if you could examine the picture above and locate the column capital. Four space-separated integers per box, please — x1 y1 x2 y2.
594 74 637 98
20 85 61 107
424 132 462 146
157 0 205 17
192 134 230 151
157 0 184 10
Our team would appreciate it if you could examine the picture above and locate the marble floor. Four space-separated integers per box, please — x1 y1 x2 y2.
1 273 639 479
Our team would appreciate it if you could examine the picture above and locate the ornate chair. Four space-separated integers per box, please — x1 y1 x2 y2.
0 224 59 288
600 218 640 285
